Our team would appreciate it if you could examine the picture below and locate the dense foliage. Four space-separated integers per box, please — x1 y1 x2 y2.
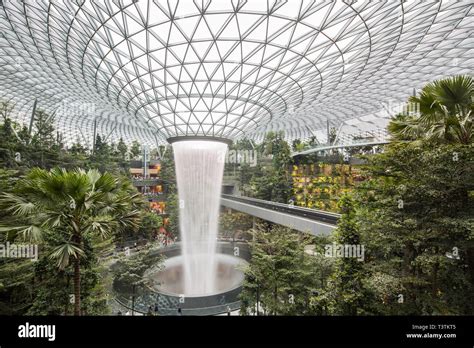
1 74 472 316
0 168 143 315
225 131 293 203
240 224 332 315
240 75 474 316
0 103 161 315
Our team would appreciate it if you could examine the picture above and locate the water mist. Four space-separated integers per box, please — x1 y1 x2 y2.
172 140 227 296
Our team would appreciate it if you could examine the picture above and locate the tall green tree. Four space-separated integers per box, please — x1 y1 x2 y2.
321 194 368 315
240 224 318 315
0 101 29 168
159 144 176 192
248 131 292 202
117 138 128 160
138 211 163 240
0 168 143 315
29 109 61 168
354 143 474 314
219 211 253 239
130 140 141 159
165 192 179 238
27 235 108 315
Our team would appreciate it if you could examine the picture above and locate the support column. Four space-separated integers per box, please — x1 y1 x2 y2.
28 99 37 136
91 118 97 154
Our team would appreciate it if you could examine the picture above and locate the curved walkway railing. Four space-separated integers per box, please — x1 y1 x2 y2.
112 242 250 316
115 295 241 316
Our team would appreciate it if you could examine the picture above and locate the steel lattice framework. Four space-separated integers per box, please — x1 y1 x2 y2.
0 0 473 147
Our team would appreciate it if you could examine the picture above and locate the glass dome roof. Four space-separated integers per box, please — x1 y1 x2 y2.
0 0 473 146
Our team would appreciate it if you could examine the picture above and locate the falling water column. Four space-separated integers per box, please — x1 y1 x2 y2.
171 139 228 296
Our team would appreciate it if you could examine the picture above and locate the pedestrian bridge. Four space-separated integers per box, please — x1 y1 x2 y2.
220 195 340 236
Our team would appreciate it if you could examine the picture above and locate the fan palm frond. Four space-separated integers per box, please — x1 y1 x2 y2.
49 242 84 270
389 75 474 144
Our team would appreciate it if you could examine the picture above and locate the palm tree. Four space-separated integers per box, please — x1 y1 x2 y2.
388 75 474 144
0 168 143 315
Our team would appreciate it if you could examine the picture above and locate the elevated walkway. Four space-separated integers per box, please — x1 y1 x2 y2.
292 140 389 157
221 195 340 235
